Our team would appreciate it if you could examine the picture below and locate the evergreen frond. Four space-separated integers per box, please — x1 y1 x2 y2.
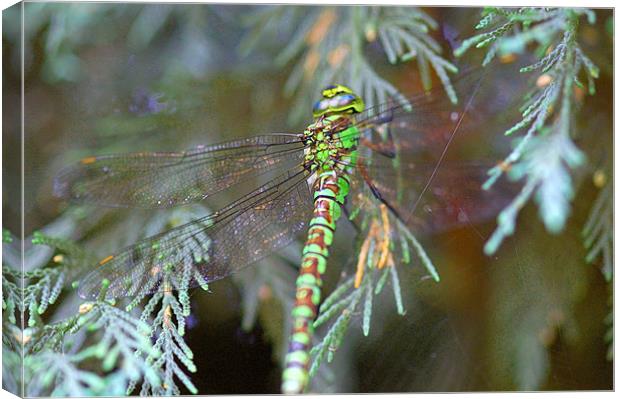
25 351 108 397
2 230 92 326
130 291 198 395
2 208 212 396
456 8 599 254
242 5 457 124
484 131 585 255
309 199 436 380
582 179 613 281
126 205 212 395
19 301 161 396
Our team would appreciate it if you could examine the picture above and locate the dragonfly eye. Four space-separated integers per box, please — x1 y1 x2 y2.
312 99 329 115
337 94 356 106
313 87 365 118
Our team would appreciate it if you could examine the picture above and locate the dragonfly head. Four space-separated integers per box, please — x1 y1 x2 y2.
312 84 365 119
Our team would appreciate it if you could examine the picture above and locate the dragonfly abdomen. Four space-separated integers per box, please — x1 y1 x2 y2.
281 170 351 394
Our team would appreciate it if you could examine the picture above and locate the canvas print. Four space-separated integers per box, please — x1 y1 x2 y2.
2 2 613 396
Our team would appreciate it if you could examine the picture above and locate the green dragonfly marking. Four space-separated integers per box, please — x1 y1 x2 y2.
54 69 515 394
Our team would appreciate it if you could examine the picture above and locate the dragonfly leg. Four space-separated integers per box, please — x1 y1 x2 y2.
377 204 392 269
360 125 397 158
355 220 375 288
354 204 392 288
356 157 405 224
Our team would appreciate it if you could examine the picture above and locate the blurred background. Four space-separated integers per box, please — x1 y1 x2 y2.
2 3 613 394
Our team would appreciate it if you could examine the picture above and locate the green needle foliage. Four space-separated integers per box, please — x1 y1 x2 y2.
583 177 613 360
583 179 613 281
125 206 211 395
128 290 198 395
2 209 206 395
3 230 91 328
241 5 457 124
309 266 404 380
455 7 612 377
308 200 439 382
455 7 600 255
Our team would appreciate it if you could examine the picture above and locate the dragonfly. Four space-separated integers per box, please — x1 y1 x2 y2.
54 67 518 394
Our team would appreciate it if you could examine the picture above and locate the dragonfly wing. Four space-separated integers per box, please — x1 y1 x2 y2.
353 64 526 140
347 64 529 234
54 134 305 208
349 161 518 235
78 168 312 300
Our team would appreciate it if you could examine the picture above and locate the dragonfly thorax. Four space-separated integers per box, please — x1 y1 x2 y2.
302 114 360 176
303 84 364 174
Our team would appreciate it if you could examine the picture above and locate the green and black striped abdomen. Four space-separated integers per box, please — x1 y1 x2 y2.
281 111 360 393
281 171 351 394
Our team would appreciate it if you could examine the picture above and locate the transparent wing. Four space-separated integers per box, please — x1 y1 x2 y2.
78 168 312 300
348 160 518 235
346 63 528 234
54 134 305 208
351 66 515 137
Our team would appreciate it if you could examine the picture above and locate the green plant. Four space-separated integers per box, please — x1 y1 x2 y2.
241 6 458 123
454 8 601 254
